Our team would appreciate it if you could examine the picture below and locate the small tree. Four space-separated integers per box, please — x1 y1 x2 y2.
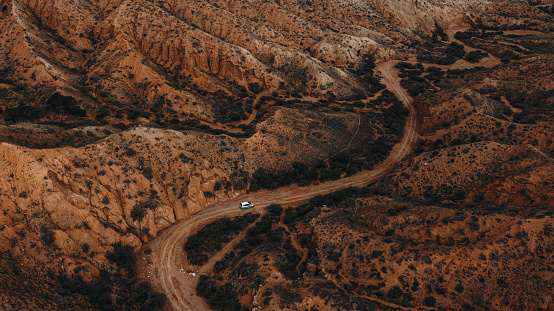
424 296 437 307
107 242 137 277
131 205 147 222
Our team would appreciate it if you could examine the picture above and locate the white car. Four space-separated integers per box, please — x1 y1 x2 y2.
240 201 254 209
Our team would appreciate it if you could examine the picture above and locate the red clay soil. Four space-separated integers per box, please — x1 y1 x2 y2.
137 58 418 311
137 27 499 311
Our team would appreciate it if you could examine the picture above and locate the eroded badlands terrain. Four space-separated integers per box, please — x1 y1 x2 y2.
0 0 553 309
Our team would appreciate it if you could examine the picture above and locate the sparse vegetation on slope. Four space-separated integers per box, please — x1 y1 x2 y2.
184 214 259 265
194 189 554 310
0 0 553 309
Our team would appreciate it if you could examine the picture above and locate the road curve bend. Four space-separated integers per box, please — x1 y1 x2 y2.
137 58 419 311
138 27 503 310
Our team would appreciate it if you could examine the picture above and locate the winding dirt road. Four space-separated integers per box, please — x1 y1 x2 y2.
138 60 418 310
138 27 500 311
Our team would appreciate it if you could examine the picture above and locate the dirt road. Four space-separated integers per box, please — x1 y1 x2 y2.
138 27 500 311
137 58 418 310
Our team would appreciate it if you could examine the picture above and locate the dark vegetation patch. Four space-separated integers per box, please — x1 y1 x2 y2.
5 105 43 123
454 29 504 41
58 269 166 311
130 199 160 222
351 54 387 94
498 86 554 124
454 28 553 62
307 281 380 310
184 213 259 265
465 50 489 63
45 93 87 117
130 205 147 222
274 284 302 305
137 161 154 180
469 15 547 32
154 118 255 138
54 241 166 311
40 224 56 247
416 40 466 65
196 275 245 311
210 90 251 123
395 62 485 97
283 187 363 226
3 93 86 124
107 242 137 277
